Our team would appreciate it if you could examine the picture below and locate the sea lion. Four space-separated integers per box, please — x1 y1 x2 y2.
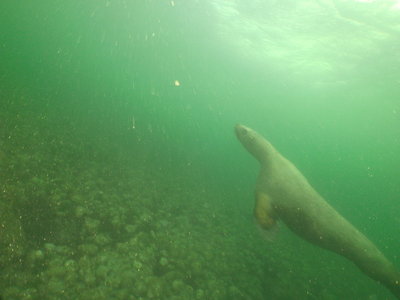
235 124 400 299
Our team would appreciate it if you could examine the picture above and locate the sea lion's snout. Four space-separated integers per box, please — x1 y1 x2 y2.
235 124 250 139
235 124 258 147
235 124 244 134
235 125 273 164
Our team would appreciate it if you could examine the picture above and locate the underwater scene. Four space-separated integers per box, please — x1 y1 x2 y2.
1 0 399 299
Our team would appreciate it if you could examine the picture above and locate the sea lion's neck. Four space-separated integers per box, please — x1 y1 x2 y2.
249 139 272 165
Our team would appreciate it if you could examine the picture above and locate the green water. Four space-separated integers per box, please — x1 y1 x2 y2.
1 0 399 299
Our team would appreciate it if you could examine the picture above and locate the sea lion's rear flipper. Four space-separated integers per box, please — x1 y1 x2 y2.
254 192 279 240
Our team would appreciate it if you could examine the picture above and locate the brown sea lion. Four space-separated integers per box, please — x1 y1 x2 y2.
235 124 400 299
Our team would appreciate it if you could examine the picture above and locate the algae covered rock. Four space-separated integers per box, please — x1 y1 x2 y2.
0 201 25 264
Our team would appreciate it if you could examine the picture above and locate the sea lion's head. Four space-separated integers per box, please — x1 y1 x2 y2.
235 124 272 163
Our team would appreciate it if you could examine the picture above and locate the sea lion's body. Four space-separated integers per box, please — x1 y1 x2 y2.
235 124 400 299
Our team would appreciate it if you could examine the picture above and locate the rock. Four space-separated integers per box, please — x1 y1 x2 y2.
159 257 168 266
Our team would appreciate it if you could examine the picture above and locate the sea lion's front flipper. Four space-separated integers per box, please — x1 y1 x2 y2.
254 192 278 230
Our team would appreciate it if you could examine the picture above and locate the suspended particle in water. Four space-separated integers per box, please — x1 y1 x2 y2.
132 116 136 129
174 80 181 87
